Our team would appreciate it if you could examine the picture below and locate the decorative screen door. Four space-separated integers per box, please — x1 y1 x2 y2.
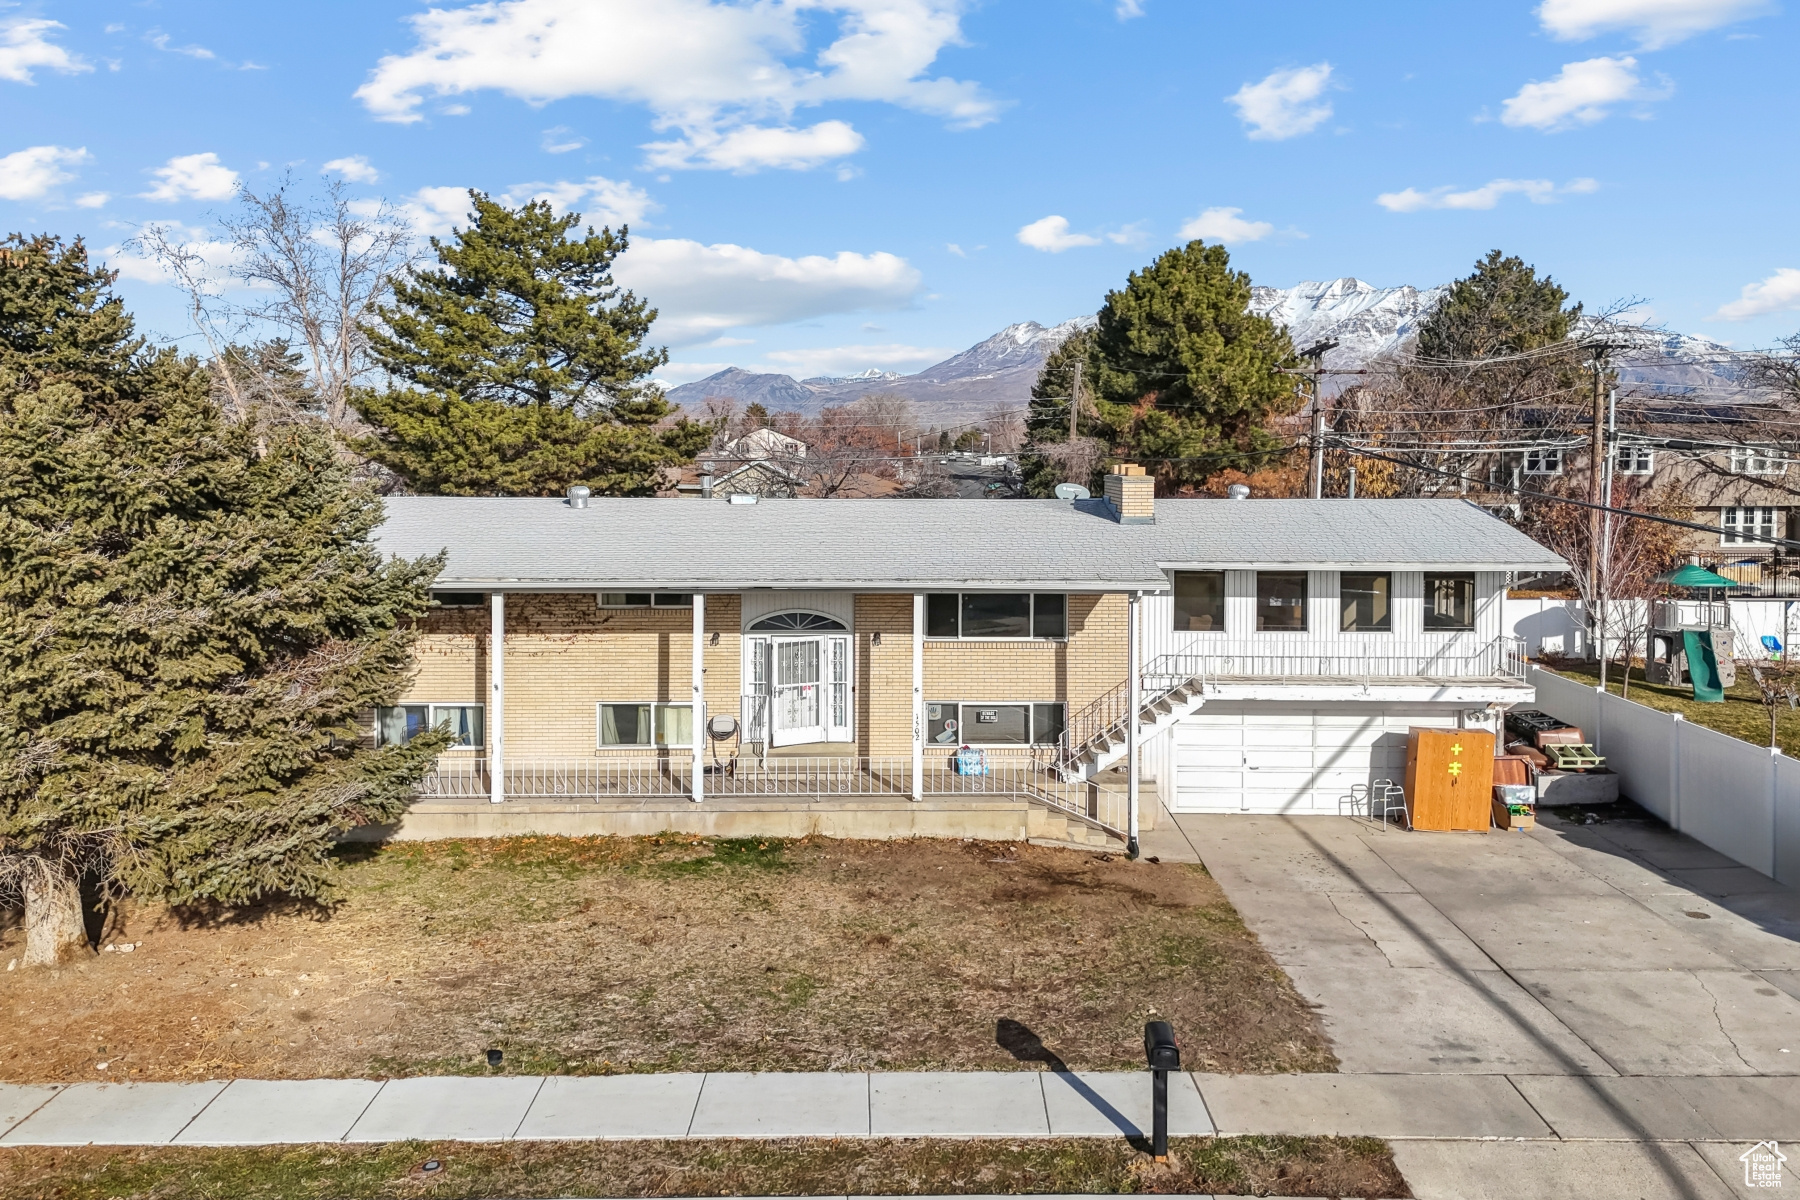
825 635 851 742
772 637 825 745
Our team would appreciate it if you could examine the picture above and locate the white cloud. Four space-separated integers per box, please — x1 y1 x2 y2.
1501 56 1665 131
1115 0 1146 18
1015 215 1141 252
643 119 865 172
322 155 380 182
105 223 243 289
75 191 108 208
1377 177 1599 212
392 186 478 239
140 152 240 202
541 126 587 153
1179 206 1274 244
1537 0 1773 49
0 144 89 200
354 0 998 172
147 31 215 60
612 237 922 342
1227 63 1333 141
500 175 656 227
0 18 89 84
1712 269 1800 321
762 341 954 378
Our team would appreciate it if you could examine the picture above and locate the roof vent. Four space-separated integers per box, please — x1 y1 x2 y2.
1226 483 1251 500
566 484 591 509
728 493 759 505
1054 483 1090 501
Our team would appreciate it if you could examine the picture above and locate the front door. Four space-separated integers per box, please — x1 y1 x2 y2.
772 637 825 745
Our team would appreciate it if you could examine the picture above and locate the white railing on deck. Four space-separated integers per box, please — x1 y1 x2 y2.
1164 635 1526 682
413 754 1128 838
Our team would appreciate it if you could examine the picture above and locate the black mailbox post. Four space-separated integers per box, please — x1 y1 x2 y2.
1143 1020 1179 1159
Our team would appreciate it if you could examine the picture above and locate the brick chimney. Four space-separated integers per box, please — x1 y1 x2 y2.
1104 463 1155 524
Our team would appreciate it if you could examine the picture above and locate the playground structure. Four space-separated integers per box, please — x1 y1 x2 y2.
1644 597 1735 701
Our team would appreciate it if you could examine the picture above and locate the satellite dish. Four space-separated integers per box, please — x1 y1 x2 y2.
1054 483 1091 500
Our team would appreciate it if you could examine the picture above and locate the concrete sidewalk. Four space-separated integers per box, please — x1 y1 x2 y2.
5 1069 1799 1146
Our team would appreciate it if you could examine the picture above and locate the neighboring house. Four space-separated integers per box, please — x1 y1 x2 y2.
678 427 810 498
369 467 1563 848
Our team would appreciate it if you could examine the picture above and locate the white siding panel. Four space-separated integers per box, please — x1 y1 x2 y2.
1170 702 1465 814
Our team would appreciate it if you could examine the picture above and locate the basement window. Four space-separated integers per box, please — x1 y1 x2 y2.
598 702 694 747
925 701 1066 746
376 704 484 749
925 593 1066 639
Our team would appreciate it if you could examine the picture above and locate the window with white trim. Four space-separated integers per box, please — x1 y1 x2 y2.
1722 506 1779 546
925 701 1066 746
599 593 693 608
376 704 484 749
1522 448 1562 475
597 702 693 747
1615 445 1654 475
1729 447 1785 476
925 593 1067 639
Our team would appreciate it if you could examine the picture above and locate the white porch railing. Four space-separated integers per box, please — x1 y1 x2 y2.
1158 635 1527 683
413 754 1128 839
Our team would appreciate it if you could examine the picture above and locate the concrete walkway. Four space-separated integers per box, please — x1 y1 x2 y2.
1143 804 1800 1197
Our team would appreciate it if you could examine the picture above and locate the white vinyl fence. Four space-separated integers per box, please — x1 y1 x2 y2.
1505 597 1800 660
1528 666 1800 884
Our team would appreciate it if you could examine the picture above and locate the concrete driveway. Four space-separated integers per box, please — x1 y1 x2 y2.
1149 806 1800 1198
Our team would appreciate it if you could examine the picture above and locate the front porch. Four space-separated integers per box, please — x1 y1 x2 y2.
374 752 1135 848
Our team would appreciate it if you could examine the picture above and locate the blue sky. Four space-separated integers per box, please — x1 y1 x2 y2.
1 0 1794 384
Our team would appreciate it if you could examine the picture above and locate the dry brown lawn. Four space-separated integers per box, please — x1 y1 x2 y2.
0 1136 1408 1199
0 835 1334 1082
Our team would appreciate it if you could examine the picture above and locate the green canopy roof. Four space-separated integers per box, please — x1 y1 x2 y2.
1658 564 1741 589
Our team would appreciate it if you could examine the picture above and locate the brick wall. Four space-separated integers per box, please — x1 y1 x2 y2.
399 590 1128 759
403 594 743 760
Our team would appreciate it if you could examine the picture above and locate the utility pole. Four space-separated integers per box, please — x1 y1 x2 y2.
1299 340 1338 499
1599 387 1618 690
1587 344 1613 663
1069 361 1082 442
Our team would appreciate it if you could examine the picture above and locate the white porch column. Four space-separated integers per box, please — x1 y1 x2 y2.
692 593 706 804
911 592 925 802
489 591 505 805
1127 590 1141 857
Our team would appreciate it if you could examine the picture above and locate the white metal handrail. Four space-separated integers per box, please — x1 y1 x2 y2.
412 755 1127 837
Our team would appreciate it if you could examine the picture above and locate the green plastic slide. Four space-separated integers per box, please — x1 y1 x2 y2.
1684 629 1725 703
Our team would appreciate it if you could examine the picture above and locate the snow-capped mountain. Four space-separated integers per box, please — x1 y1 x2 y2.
667 280 1750 421
1249 279 1448 373
665 317 1094 421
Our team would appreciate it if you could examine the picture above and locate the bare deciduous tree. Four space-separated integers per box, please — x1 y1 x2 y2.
225 176 415 428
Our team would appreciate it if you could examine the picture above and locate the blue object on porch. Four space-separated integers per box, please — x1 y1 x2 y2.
1763 635 1783 657
952 746 989 776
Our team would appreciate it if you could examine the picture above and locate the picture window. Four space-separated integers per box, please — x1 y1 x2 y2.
1172 571 1225 631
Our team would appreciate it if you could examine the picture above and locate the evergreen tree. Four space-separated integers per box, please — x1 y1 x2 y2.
1020 326 1095 496
0 235 447 967
1416 250 1580 361
355 193 709 495
1025 240 1298 492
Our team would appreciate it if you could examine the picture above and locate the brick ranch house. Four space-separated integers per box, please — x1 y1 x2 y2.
365 468 1565 852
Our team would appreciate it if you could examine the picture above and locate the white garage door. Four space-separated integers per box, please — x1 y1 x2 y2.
1170 703 1464 815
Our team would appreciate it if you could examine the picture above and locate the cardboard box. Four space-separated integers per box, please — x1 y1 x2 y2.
1493 796 1536 831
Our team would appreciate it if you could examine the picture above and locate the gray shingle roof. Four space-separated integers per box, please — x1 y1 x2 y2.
373 496 1566 591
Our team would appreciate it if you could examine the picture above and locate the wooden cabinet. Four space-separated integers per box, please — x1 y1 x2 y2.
1404 728 1495 832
